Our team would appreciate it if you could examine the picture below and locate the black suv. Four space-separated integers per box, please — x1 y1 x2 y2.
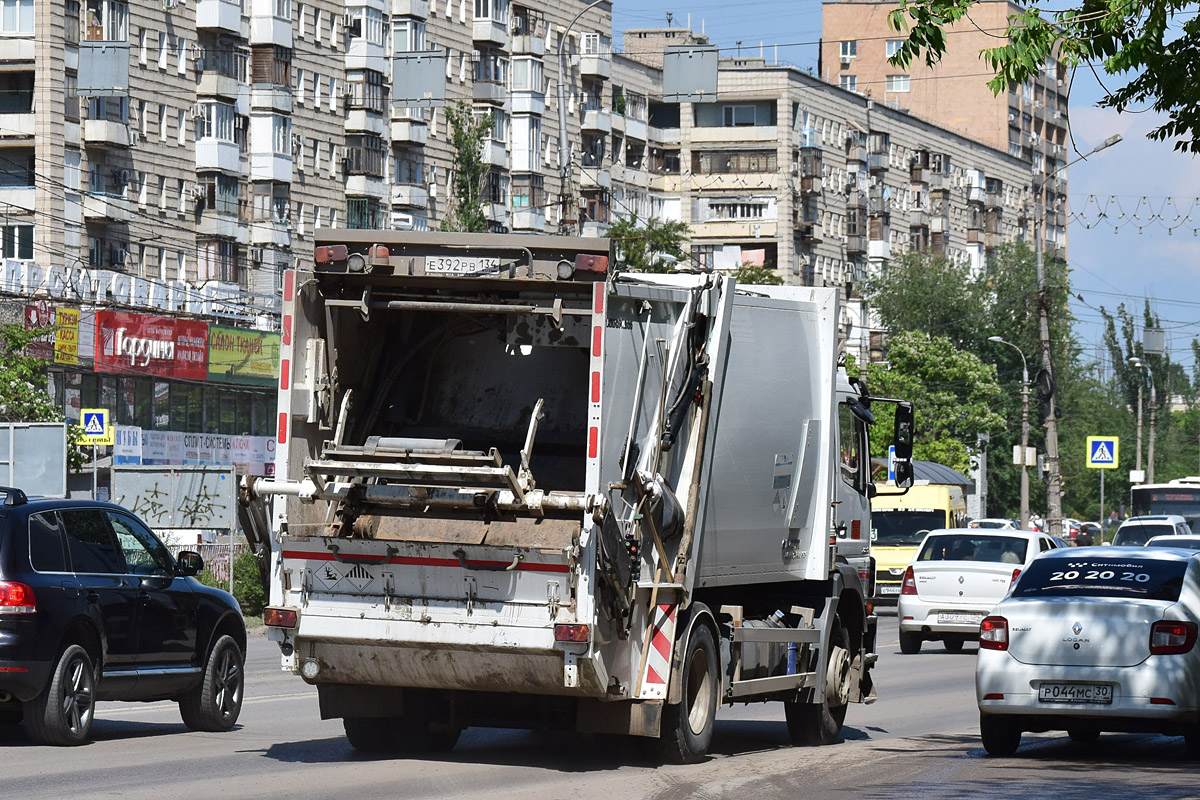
0 488 246 745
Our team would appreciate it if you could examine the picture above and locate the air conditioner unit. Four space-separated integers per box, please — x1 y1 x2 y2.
190 102 206 119
163 0 177 10
190 183 207 199
116 247 129 267
190 42 204 59
340 83 355 99
291 132 303 149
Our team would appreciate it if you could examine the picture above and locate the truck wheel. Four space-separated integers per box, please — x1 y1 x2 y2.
25 644 96 746
785 622 850 746
899 631 922 655
389 690 461 754
980 714 1021 755
344 717 394 752
660 622 718 764
179 635 244 732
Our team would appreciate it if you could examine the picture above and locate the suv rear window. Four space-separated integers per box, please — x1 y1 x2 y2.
917 534 1028 564
1012 557 1187 601
1114 524 1174 547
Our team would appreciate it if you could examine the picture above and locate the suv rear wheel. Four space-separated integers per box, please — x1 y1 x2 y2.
25 644 96 746
179 635 244 731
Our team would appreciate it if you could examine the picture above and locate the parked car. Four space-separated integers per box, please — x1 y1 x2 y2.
0 488 246 745
1146 535 1200 550
1112 515 1193 547
967 519 1018 530
1063 519 1083 541
898 529 1062 654
976 546 1200 756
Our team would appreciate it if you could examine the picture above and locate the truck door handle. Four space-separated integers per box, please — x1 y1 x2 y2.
453 549 524 571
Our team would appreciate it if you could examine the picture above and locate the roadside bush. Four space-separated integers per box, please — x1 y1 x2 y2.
198 551 265 616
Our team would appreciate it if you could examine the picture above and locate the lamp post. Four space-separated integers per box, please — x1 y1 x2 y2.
557 0 607 235
1035 133 1122 537
1129 356 1156 483
989 336 1030 529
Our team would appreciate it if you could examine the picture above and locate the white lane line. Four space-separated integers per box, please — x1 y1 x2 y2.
103 691 317 717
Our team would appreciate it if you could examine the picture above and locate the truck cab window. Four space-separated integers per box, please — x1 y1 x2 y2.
838 403 864 492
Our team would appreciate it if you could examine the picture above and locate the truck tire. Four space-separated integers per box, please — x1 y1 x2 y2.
179 635 244 732
25 644 96 746
899 631 922 655
980 714 1021 755
785 622 849 746
660 622 718 764
344 716 394 752
389 690 461 754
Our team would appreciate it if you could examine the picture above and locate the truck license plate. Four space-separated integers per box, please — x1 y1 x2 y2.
426 256 502 275
878 584 901 595
937 612 985 625
1038 683 1113 704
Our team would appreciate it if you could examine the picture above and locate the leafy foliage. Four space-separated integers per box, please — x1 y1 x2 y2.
888 0 1200 152
438 102 492 232
607 213 692 272
199 551 266 616
734 265 784 285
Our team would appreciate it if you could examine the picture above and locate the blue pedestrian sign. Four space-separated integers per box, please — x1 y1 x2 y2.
79 408 114 446
1086 436 1119 470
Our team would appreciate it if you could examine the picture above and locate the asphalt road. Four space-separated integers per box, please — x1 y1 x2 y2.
3 614 1198 800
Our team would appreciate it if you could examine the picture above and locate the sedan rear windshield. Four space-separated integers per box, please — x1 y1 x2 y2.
1113 524 1175 547
1012 557 1187 601
917 534 1028 564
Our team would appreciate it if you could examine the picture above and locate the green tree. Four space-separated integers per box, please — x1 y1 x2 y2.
734 265 784 285
607 213 691 272
865 251 978 347
0 323 84 472
438 102 491 233
888 0 1200 151
867 332 1005 475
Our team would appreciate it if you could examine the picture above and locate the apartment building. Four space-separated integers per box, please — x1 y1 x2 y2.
819 0 1070 257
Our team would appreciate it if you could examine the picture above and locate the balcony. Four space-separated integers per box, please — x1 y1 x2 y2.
250 86 293 114
846 143 867 163
868 239 891 260
578 167 610 188
648 125 680 145
251 152 292 182
391 113 429 145
582 108 611 133
690 125 777 144
197 0 246 34
473 80 507 105
249 0 292 47
845 234 866 255
473 19 509 48
391 0 429 16
198 71 243 100
0 113 35 139
482 140 509 169
511 207 545 231
345 109 387 135
83 193 130 224
196 138 243 173
0 38 35 62
511 90 545 116
581 220 611 237
346 40 387 73
800 175 822 195
512 32 544 55
345 174 387 199
250 220 291 247
867 152 888 172
82 119 130 148
579 53 610 79
197 211 249 242
967 185 985 204
909 209 929 228
391 183 428 209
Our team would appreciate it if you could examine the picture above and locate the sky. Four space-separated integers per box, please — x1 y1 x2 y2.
611 0 1200 379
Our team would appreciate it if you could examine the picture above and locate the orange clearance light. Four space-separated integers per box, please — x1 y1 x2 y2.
264 607 298 628
554 624 590 642
575 254 609 273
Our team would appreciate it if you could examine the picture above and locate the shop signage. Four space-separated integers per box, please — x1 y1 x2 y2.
208 326 281 386
94 310 209 380
54 307 80 365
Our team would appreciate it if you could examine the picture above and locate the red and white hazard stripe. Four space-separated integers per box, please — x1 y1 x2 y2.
275 270 296 483
585 280 605 491
639 602 677 698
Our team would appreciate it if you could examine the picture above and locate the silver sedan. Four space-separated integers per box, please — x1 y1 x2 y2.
975 547 1200 756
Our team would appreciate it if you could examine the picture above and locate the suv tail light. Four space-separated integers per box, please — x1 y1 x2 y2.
0 581 35 614
900 566 917 595
1150 621 1197 655
980 616 1009 650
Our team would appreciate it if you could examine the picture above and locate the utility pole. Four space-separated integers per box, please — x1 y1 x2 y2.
1130 356 1156 482
1034 134 1122 538
557 0 607 235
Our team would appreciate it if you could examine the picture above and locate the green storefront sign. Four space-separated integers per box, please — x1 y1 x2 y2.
208 325 281 386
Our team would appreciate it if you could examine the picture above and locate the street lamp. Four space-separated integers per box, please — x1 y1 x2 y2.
1035 133 1123 537
557 0 608 235
989 336 1030 529
1129 356 1157 483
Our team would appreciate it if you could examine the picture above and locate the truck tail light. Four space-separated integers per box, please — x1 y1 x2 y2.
575 254 608 274
0 581 35 614
264 607 298 629
979 616 1009 651
900 566 917 595
1150 621 1197 655
314 244 348 264
554 624 590 642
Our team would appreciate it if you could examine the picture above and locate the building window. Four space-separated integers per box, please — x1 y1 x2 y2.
473 0 507 24
197 238 240 283
251 181 289 222
838 74 857 91
0 0 34 35
345 69 385 112
1 224 32 259
195 101 236 141
582 32 609 55
511 57 543 92
346 197 381 229
0 72 33 113
344 134 384 177
886 39 903 58
64 0 80 43
0 147 34 187
691 149 777 174
199 172 240 216
511 5 543 36
274 0 290 19
722 105 760 127
691 244 716 269
839 40 857 60
886 74 910 92
511 174 543 209
84 0 127 41
346 6 384 45
250 45 291 86
650 147 680 174
271 114 291 154
706 201 766 220
392 17 425 51
473 49 508 84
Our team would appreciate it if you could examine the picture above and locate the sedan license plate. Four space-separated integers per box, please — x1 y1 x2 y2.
878 584 901 595
1038 683 1113 705
426 256 502 276
937 612 985 625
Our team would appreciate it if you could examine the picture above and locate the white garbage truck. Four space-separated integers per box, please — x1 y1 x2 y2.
251 230 914 762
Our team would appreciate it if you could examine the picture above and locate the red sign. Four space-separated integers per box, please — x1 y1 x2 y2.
94 311 209 380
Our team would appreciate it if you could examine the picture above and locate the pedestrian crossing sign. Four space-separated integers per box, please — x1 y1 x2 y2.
1086 436 1119 469
79 408 114 446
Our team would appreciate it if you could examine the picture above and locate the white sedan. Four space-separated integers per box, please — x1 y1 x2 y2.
976 547 1200 756
898 529 1061 654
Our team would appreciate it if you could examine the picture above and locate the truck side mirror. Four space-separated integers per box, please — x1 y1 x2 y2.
893 401 914 461
894 459 914 489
